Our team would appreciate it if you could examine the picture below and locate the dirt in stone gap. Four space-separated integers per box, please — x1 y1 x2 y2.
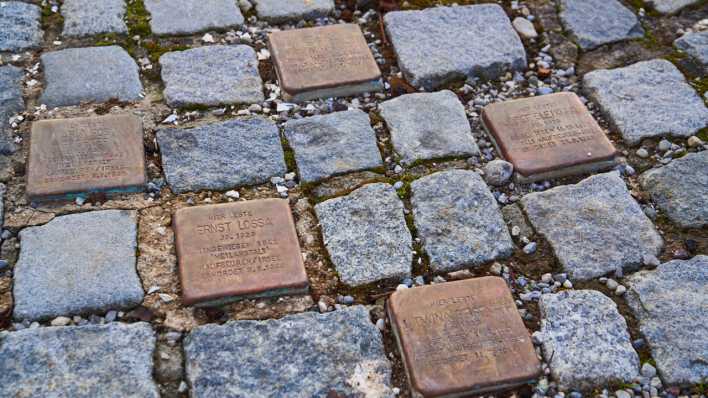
1 0 707 397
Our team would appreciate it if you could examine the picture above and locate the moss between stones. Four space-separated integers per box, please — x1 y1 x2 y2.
125 0 151 38
41 1 65 31
279 134 299 174
143 41 189 63
696 127 708 142
640 27 663 51
690 76 708 96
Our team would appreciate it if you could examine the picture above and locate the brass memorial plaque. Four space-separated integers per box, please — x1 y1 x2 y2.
268 24 383 102
481 92 617 182
27 114 146 201
387 277 540 397
174 199 309 306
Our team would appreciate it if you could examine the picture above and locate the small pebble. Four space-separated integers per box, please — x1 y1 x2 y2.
642 254 660 269
105 310 118 322
641 363 657 378
490 262 503 275
523 242 537 254
636 148 649 158
687 136 703 148
376 318 385 331
50 316 72 327
317 300 328 313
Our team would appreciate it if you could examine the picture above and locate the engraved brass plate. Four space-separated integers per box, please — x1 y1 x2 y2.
27 114 146 201
268 24 382 98
481 92 616 179
387 277 541 397
174 199 309 306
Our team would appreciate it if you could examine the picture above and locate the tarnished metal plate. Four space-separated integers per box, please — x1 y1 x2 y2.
27 114 146 201
388 277 540 397
174 199 309 306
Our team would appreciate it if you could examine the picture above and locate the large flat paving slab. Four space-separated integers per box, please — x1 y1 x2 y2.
315 183 412 286
61 0 128 37
379 90 479 165
0 1 43 52
13 210 144 321
144 0 244 35
539 290 640 390
284 109 382 183
639 151 708 229
384 4 526 89
558 0 643 51
160 45 264 107
674 30 708 75
583 59 708 145
253 0 334 23
184 306 395 397
0 322 158 398
410 169 513 273
521 172 663 280
39 46 143 108
0 65 23 155
157 117 285 194
625 256 708 386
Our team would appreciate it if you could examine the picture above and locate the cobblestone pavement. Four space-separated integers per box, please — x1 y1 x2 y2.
0 0 706 397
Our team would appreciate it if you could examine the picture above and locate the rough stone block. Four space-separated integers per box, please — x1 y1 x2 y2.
315 183 412 286
639 151 708 229
521 172 663 280
379 90 479 165
144 0 244 35
157 117 285 194
13 210 144 321
625 255 708 385
284 110 382 183
61 0 128 37
184 306 395 397
410 169 513 272
40 46 143 108
674 30 708 75
646 0 701 14
160 45 264 107
558 0 643 50
254 0 334 23
583 59 708 145
0 65 23 155
384 4 526 89
0 1 43 52
539 290 640 390
0 322 158 398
